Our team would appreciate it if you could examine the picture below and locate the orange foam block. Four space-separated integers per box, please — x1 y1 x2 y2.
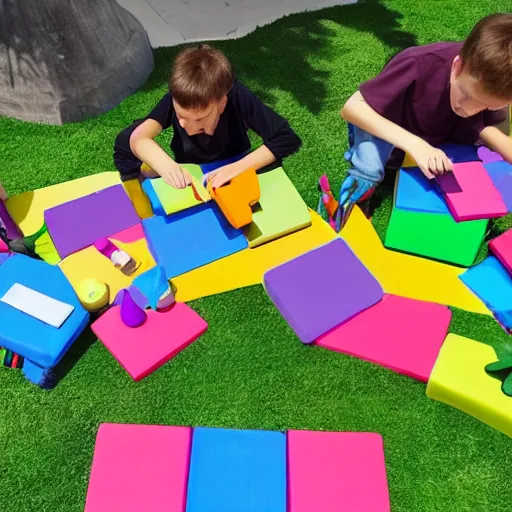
85 423 191 512
489 229 512 274
436 162 507 221
208 168 260 228
287 430 390 512
316 295 451 382
91 303 208 381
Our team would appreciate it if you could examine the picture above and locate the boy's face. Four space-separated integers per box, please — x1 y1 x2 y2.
450 56 510 118
173 96 228 136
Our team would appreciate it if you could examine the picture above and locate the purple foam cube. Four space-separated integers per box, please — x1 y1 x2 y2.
263 239 384 344
485 161 512 212
44 185 140 259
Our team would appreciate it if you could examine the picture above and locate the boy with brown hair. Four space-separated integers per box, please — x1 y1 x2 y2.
339 13 512 209
114 44 301 196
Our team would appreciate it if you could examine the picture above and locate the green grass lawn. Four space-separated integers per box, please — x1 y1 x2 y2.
1 1 512 510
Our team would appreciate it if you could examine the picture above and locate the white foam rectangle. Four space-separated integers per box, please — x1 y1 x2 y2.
1 283 74 328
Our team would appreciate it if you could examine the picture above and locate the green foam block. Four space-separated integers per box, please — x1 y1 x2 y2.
149 164 209 215
243 168 311 248
385 204 487 266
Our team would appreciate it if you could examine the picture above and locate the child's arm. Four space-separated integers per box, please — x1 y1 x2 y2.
129 119 191 188
341 91 452 179
204 83 301 188
479 125 512 163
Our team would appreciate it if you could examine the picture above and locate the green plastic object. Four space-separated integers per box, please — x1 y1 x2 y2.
385 204 488 266
243 168 311 248
149 164 210 215
485 353 512 397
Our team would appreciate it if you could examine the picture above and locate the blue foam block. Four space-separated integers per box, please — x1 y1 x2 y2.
0 255 90 368
485 161 512 212
142 203 248 279
460 256 512 330
186 427 287 512
437 143 479 163
0 253 10 265
199 153 246 174
395 168 450 214
141 178 165 216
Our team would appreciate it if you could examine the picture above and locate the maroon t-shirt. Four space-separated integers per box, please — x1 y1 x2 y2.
359 42 506 145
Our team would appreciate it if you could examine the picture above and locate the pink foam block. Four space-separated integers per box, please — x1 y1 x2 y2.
85 423 191 512
437 161 507 221
287 430 390 512
91 302 208 380
316 294 451 382
490 229 512 274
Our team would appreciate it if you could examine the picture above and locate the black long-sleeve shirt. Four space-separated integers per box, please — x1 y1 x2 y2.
114 80 301 180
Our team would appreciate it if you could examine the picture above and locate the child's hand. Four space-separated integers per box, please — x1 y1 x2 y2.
161 164 191 189
0 182 7 201
408 139 452 179
203 164 238 190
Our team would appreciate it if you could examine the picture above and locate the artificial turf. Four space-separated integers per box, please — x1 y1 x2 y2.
1 0 512 510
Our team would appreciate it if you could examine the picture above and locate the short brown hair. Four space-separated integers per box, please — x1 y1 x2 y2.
461 13 512 100
169 44 234 109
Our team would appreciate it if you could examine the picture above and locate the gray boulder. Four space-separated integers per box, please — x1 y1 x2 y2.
0 0 154 124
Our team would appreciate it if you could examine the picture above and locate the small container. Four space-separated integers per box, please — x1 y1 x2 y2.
94 238 138 276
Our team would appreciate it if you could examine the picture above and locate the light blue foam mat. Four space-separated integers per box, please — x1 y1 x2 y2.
459 256 512 331
186 427 287 512
395 168 450 214
142 203 248 279
485 161 512 212
0 254 90 368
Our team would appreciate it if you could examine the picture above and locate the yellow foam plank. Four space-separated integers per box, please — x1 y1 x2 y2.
341 206 490 315
402 152 416 168
173 210 336 302
426 334 512 437
59 235 155 304
6 172 121 236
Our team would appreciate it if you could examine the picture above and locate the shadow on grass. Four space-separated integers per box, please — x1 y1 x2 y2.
142 0 418 114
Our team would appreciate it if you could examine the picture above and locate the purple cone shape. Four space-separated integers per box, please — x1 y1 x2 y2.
120 289 147 328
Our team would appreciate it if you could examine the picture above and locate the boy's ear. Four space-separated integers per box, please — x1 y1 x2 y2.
451 55 463 78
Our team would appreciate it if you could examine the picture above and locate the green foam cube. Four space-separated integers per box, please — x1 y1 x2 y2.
243 168 311 248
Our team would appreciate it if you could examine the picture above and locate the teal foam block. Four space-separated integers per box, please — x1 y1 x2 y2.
186 427 287 512
0 255 89 368
395 168 449 214
142 203 248 279
460 256 512 331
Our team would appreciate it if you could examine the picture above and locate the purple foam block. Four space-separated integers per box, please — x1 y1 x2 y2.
0 201 22 239
485 161 512 212
44 185 140 259
120 290 147 328
263 238 384 344
478 146 504 164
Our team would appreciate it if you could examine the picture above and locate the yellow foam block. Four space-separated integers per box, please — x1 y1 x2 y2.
59 235 155 303
426 334 512 437
173 210 336 302
341 206 490 316
6 172 121 236
402 152 416 168
34 231 61 265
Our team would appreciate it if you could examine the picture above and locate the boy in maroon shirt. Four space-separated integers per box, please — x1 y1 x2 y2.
339 13 512 208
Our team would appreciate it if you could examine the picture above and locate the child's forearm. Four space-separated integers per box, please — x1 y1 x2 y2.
130 137 179 177
233 145 276 173
341 91 420 154
480 126 512 164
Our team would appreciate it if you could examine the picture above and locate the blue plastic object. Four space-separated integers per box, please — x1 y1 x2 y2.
485 161 512 212
395 168 450 214
0 254 90 369
186 427 287 512
132 266 171 310
460 256 512 331
143 203 247 279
